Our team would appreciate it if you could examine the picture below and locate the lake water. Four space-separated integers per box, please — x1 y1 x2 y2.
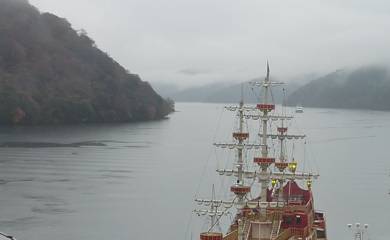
0 102 389 240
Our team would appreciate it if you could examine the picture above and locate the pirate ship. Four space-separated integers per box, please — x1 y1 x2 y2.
193 63 327 240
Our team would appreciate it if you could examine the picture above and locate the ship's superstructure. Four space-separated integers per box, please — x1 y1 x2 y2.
194 63 327 240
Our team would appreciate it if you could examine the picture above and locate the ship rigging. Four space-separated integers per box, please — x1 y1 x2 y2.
192 63 327 240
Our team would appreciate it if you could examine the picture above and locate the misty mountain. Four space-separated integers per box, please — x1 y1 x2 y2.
167 80 301 104
287 66 390 110
0 0 172 125
171 82 236 103
149 82 180 99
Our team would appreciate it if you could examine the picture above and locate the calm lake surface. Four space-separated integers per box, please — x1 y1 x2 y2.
0 102 389 240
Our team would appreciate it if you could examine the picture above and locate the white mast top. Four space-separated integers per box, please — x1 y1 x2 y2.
261 61 271 157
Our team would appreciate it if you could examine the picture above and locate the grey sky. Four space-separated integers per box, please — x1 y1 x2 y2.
30 0 390 87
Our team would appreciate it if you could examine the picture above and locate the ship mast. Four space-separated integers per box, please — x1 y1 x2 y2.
210 185 217 230
257 61 276 201
279 89 287 162
228 84 251 204
236 85 246 240
261 62 270 159
194 87 253 240
236 84 245 204
275 88 288 201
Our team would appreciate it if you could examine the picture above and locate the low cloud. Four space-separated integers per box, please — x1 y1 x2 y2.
178 68 213 76
30 0 390 87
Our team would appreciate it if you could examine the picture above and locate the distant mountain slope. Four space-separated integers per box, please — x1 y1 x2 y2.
0 0 172 125
287 66 390 110
169 80 301 104
171 82 235 102
149 82 180 99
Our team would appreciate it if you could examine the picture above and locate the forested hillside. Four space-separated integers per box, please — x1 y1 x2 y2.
288 66 390 110
0 0 172 124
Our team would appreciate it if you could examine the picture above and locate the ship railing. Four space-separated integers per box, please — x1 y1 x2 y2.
305 198 313 207
270 219 281 239
244 221 252 240
307 228 317 239
290 226 309 238
273 228 292 240
287 196 304 203
267 204 310 214
223 229 237 240
242 113 294 121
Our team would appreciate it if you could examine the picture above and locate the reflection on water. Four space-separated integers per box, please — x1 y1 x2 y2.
0 103 389 240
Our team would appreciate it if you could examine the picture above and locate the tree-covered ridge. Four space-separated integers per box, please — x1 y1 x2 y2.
0 0 172 124
287 66 390 110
